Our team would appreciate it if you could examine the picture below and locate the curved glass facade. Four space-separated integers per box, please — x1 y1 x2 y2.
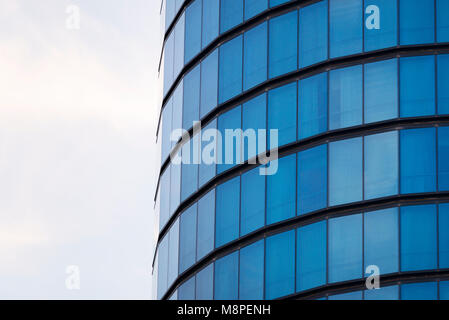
156 0 449 300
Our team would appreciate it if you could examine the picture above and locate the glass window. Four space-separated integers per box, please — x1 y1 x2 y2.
200 50 219 118
219 35 243 103
364 58 398 123
241 167 265 236
438 54 449 115
179 203 197 273
168 219 180 286
181 137 199 202
439 203 449 268
178 277 195 300
161 99 173 163
243 93 267 161
400 204 437 272
175 0 184 11
265 230 295 299
298 145 327 215
297 221 326 291
329 214 363 283
329 65 363 130
245 0 268 20
197 190 215 260
173 14 185 78
364 0 398 51
364 208 399 275
202 0 219 48
172 81 184 150
220 0 244 33
244 22 267 91
365 285 399 300
400 56 436 117
215 176 240 247
440 281 449 300
267 154 296 225
269 11 298 78
437 0 449 42
170 163 182 217
196 264 214 300
214 251 239 300
401 282 438 300
165 0 176 30
364 131 399 199
159 168 170 230
299 73 328 139
329 137 363 206
240 240 264 300
400 0 435 45
270 0 292 7
157 235 169 299
299 0 328 68
439 126 449 191
328 291 362 300
199 120 217 187
218 106 242 174
268 82 297 147
183 64 201 130
184 0 202 63
163 32 174 96
400 128 436 194
329 0 362 58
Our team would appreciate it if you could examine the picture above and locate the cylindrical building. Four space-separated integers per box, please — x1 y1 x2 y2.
156 0 449 300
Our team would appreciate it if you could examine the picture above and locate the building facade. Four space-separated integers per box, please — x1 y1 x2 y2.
156 0 449 300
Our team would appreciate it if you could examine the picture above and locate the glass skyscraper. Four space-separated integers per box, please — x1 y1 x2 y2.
156 0 449 300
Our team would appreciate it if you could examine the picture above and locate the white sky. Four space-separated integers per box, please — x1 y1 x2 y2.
0 0 163 299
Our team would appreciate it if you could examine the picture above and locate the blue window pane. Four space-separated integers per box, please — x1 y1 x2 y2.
270 0 291 7
175 0 184 11
161 99 172 163
157 235 169 299
329 214 363 283
183 65 200 130
240 240 264 300
163 33 174 96
216 176 240 247
364 131 399 199
440 281 449 300
196 264 214 300
438 54 449 115
200 50 218 118
268 82 297 146
400 56 436 117
329 291 362 300
401 282 437 300
437 0 449 42
439 127 449 191
245 0 268 20
365 285 399 300
400 205 437 272
244 22 267 91
197 190 215 260
199 120 217 187
159 168 170 230
400 0 435 45
267 154 296 225
215 252 239 300
364 59 398 123
297 221 327 291
168 219 180 286
269 11 298 78
178 277 195 300
220 0 243 33
299 0 328 68
181 137 199 201
218 106 242 174
173 14 185 78
266 230 295 299
172 81 184 150
439 203 449 268
329 65 363 130
330 0 362 58
219 36 243 103
165 0 176 30
329 138 363 206
364 0 398 51
170 163 182 217
241 168 265 236
400 128 436 194
364 208 399 274
184 0 202 63
243 93 267 161
179 204 197 273
298 145 327 215
299 73 328 139
202 0 219 48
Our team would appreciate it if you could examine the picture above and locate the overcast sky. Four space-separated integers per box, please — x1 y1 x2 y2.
0 0 162 299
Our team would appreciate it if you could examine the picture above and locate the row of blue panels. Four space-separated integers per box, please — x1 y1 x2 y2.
159 203 449 300
159 54 449 231
163 0 449 101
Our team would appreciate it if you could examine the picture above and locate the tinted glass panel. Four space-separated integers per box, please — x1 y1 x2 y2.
245 0 268 20
241 168 265 236
400 0 435 45
244 22 268 91
197 190 215 260
240 240 264 300
179 204 197 273
196 264 214 300
401 282 438 300
439 203 449 268
219 36 243 103
441 281 449 300
364 0 397 51
243 94 267 161
437 0 449 42
202 0 219 48
215 177 240 247
328 291 362 300
181 137 199 201
330 0 362 58
439 126 449 191
364 285 399 300
183 65 201 130
268 82 297 146
218 106 242 173
174 14 185 78
220 0 244 33
438 54 449 115
168 220 180 286
199 120 217 187
178 277 195 299
184 0 202 63
215 251 239 300
200 50 219 118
